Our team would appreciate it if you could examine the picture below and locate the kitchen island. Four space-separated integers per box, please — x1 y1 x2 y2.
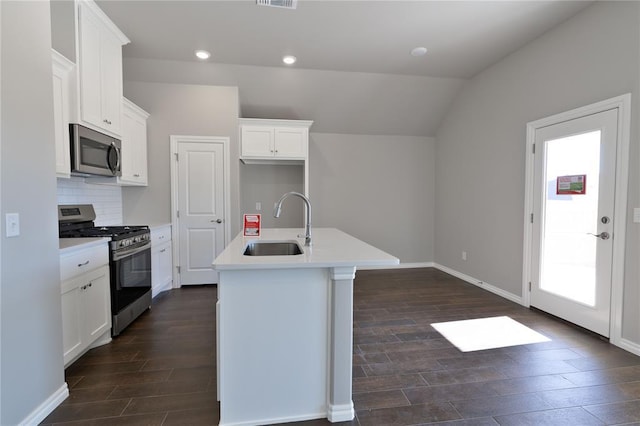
213 228 398 426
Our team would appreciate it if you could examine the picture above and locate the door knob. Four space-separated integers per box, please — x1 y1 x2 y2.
211 219 223 223
587 232 610 240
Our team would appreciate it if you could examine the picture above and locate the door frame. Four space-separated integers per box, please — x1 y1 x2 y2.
170 135 231 288
522 94 631 346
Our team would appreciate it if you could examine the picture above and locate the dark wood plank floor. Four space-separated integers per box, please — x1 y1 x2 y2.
42 268 640 425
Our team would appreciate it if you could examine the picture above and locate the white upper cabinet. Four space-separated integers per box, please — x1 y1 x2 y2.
52 50 75 178
76 0 129 136
119 98 150 186
240 119 313 163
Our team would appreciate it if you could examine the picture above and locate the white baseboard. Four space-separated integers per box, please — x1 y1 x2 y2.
432 263 524 306
359 262 434 271
152 281 173 298
327 402 355 422
219 411 327 426
615 338 640 357
19 383 68 426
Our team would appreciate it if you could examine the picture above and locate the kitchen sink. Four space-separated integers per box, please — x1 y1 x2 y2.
243 240 303 256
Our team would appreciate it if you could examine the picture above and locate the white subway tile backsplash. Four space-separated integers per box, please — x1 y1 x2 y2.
57 177 123 225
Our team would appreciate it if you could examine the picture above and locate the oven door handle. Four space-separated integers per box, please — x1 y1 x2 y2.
112 242 151 261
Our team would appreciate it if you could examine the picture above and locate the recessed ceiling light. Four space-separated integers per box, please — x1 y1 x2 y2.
195 50 211 60
282 55 297 65
411 47 428 57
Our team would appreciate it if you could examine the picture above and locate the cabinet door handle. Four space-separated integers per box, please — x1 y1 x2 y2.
134 173 140 177
160 249 166 253
103 119 112 125
78 260 90 267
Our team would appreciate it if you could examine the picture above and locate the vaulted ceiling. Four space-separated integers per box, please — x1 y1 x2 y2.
97 0 593 136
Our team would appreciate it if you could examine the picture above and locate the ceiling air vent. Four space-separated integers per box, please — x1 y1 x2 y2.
256 0 297 9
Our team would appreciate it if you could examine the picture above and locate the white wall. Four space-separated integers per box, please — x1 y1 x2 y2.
121 54 445 263
240 163 304 229
310 133 435 263
57 178 123 225
122 57 464 137
435 2 640 339
50 0 75 62
121 81 241 233
1 1 66 424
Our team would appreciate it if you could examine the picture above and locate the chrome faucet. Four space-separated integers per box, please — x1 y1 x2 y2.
274 191 312 246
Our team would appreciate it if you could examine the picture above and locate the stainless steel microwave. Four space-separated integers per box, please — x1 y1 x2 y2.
70 124 121 177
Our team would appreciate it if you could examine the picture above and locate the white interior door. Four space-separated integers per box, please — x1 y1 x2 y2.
175 140 226 285
530 109 618 337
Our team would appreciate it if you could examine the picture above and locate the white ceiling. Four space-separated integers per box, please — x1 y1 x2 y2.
96 0 594 136
98 0 592 79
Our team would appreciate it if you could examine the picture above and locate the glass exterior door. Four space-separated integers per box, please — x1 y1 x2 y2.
531 109 618 337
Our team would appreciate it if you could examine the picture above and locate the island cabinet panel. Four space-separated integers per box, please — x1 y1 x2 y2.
217 268 329 426
213 228 399 426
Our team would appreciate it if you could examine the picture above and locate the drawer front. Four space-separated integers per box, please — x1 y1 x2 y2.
60 244 109 282
151 225 172 245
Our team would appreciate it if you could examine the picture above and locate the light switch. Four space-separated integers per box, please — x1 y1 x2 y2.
256 202 262 211
634 208 640 223
6 213 19 237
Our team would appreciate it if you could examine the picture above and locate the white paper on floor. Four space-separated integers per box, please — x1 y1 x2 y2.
431 316 551 352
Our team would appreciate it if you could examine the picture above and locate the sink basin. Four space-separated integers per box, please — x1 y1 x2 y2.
243 240 303 256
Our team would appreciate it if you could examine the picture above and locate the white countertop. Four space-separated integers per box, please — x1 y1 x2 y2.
213 228 399 271
148 223 171 231
59 237 110 254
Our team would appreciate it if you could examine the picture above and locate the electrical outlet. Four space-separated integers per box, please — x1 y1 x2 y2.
462 251 467 261
634 208 640 223
6 213 20 237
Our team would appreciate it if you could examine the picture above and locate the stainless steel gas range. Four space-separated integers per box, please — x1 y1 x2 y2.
58 204 152 336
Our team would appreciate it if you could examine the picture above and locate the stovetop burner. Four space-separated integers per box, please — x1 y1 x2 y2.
58 204 150 241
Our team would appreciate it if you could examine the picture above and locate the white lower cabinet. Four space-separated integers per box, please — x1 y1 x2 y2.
60 242 111 367
151 225 173 297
